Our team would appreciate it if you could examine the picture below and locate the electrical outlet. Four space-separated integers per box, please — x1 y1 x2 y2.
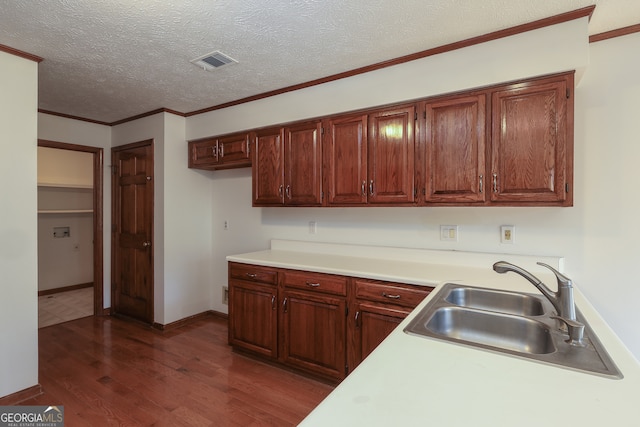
224 220 229 230
308 221 317 234
223 286 229 305
440 225 458 242
501 225 515 244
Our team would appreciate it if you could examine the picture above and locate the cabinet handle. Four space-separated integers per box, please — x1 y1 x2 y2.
278 184 283 197
286 185 291 199
479 174 483 193
212 145 218 158
282 297 288 313
142 241 152 248
354 311 361 328
361 181 366 197
219 143 224 158
382 292 401 299
306 281 320 288
492 173 498 193
245 273 257 279
271 295 276 310
369 180 374 196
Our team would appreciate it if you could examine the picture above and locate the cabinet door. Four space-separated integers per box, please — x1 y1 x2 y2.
349 301 410 369
490 75 572 205
284 121 323 206
280 289 347 380
228 280 278 359
424 94 487 203
368 106 416 204
325 114 368 205
218 133 250 167
252 127 284 206
188 138 218 169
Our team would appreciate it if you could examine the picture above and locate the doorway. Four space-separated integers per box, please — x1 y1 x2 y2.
111 140 154 324
37 140 104 323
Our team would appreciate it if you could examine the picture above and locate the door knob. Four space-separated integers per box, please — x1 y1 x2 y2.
142 241 152 247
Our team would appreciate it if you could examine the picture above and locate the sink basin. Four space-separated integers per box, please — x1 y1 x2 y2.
423 306 555 354
404 283 622 379
444 286 546 316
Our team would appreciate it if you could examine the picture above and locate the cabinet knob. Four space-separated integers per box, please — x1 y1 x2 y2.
142 241 152 248
492 173 498 193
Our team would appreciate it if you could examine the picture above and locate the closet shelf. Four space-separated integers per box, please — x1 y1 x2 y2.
37 182 93 189
38 209 93 214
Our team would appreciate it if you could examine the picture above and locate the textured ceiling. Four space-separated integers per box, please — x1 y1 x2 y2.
1 0 639 124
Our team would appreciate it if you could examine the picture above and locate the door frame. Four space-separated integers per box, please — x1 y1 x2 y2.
37 139 104 316
110 139 154 324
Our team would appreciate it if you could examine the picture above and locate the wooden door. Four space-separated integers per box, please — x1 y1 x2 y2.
280 289 347 381
490 74 572 204
284 121 323 206
424 94 487 203
325 114 368 205
368 106 416 204
349 302 410 370
252 127 284 206
228 280 278 359
112 140 154 324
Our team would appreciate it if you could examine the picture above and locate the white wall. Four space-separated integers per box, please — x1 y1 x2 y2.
0 51 39 398
187 21 640 360
37 113 112 305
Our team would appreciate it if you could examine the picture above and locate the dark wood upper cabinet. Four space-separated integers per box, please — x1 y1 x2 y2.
324 114 368 205
284 121 323 206
490 74 573 205
194 72 574 207
252 127 285 206
367 105 416 204
423 94 487 203
188 132 250 170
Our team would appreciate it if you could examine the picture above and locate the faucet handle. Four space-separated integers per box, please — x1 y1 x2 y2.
537 262 573 288
551 315 585 347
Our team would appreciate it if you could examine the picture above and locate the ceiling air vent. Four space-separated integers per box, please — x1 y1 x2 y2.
190 50 238 71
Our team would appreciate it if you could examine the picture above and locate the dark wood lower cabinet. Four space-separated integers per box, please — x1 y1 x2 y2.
280 289 346 380
228 262 433 382
349 302 411 370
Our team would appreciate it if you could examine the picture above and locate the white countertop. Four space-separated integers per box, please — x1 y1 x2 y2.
227 240 640 427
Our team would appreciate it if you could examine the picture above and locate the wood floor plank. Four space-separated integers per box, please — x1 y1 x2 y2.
24 316 334 426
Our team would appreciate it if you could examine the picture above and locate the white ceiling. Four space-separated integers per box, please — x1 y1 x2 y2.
1 0 639 124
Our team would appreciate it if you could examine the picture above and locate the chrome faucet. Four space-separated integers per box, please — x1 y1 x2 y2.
493 261 584 346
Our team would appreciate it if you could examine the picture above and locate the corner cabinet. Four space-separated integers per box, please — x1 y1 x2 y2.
490 74 573 205
228 261 433 382
188 132 251 170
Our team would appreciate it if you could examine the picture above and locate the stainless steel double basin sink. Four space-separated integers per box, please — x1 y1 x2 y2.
404 283 622 378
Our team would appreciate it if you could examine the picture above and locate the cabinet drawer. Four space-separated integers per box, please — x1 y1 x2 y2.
282 270 347 296
229 263 278 285
354 279 432 308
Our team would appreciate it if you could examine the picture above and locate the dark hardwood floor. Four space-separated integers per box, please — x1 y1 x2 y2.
24 315 334 426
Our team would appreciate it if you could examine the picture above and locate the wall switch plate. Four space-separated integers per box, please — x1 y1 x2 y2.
223 286 229 305
308 221 317 234
501 225 515 244
440 225 458 242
